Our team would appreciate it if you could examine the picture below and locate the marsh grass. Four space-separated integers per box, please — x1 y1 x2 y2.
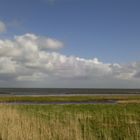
0 104 139 140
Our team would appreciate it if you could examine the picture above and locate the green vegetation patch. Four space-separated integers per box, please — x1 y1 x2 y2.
0 104 140 140
14 104 140 140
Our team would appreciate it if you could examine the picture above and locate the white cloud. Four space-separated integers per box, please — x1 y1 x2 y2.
0 57 16 74
17 72 48 81
0 21 6 33
0 33 140 86
15 33 64 50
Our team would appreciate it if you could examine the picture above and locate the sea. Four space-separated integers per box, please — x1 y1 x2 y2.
0 88 140 96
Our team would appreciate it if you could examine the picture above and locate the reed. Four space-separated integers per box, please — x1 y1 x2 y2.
0 104 139 140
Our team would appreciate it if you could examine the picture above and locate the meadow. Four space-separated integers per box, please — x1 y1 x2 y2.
0 103 139 140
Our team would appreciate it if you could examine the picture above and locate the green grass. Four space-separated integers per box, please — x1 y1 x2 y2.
0 96 139 139
15 104 140 140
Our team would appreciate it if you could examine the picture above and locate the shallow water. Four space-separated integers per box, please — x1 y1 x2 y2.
0 100 117 105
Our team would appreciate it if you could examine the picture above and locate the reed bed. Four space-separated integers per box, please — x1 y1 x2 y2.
0 104 139 140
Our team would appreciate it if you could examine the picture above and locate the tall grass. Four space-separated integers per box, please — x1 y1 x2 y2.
0 104 139 140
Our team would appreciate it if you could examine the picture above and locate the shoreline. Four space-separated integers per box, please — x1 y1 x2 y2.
0 93 140 97
0 100 117 105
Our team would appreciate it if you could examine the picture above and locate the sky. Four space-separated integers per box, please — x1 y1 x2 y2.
0 0 140 88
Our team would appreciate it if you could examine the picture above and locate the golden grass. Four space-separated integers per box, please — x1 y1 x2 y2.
0 105 84 140
118 100 140 104
0 104 139 140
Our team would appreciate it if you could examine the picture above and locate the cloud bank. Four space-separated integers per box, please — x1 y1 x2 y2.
0 33 140 87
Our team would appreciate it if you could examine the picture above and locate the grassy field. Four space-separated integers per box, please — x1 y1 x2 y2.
0 104 139 140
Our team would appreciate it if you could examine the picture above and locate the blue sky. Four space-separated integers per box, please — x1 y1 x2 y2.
0 0 140 88
0 0 140 62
